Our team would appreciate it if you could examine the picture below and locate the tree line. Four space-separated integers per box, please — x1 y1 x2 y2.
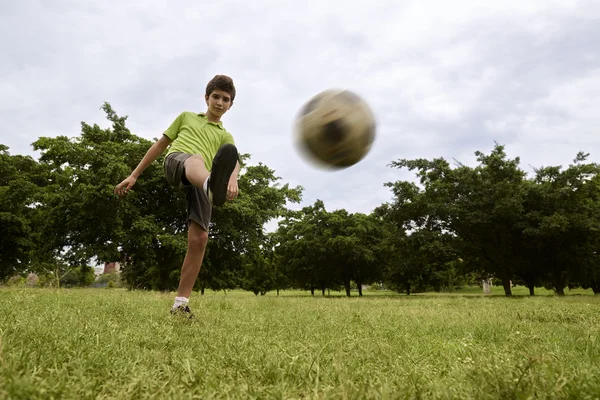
1 103 599 296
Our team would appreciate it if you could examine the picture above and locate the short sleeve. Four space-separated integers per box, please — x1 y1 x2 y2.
163 112 185 141
221 131 235 146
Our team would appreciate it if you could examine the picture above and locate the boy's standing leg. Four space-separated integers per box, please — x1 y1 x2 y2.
166 145 239 316
171 220 208 313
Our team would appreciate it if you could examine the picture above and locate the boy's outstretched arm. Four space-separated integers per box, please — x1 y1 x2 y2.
114 135 172 196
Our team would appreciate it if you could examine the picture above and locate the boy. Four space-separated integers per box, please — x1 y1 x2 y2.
114 74 240 317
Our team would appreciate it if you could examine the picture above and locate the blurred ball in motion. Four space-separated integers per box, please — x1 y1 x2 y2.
294 89 376 169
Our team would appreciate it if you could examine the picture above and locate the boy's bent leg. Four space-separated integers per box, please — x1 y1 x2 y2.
183 145 238 207
164 152 206 190
183 155 210 188
208 144 238 206
176 220 208 298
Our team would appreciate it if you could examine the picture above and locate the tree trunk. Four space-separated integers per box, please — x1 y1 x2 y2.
321 282 326 296
344 277 351 297
357 282 363 296
406 284 411 296
201 287 205 295
502 276 512 296
552 260 566 296
592 282 600 295
523 275 536 296
553 274 566 296
277 288 280 296
310 286 315 296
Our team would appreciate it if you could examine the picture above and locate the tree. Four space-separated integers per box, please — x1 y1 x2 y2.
59 265 96 288
241 249 275 296
31 103 186 290
521 153 600 295
0 145 48 280
387 144 528 296
241 232 289 296
323 210 383 296
275 201 335 295
377 220 457 295
275 202 384 296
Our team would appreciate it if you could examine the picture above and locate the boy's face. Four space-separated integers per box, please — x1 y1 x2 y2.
205 89 233 118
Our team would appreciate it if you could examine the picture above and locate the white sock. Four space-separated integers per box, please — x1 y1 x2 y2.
172 296 189 309
203 176 213 203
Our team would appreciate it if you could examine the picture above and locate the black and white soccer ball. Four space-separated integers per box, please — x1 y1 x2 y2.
294 89 376 169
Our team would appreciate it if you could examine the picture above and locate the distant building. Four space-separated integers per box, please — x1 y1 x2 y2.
103 262 121 274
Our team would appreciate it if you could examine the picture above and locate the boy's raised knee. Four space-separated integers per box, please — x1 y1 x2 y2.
221 143 238 157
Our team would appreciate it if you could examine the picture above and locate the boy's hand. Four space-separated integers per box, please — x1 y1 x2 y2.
227 176 238 201
115 175 137 196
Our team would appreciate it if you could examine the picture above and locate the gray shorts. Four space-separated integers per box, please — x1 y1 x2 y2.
164 152 212 232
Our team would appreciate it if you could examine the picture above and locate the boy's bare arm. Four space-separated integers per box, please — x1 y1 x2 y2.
114 135 172 196
226 161 241 201
130 135 172 178
232 160 240 178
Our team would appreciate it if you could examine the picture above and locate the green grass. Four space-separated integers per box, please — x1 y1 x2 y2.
1 287 599 399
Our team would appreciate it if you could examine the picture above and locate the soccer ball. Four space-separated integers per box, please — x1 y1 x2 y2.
294 89 376 169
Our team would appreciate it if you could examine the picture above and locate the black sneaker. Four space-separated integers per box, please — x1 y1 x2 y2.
170 305 194 319
206 144 238 206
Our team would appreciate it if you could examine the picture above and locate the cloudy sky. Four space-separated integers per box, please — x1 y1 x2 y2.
2 0 599 224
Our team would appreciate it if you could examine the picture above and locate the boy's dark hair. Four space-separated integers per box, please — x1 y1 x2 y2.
206 75 236 102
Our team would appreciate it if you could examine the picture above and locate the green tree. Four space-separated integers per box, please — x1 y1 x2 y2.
241 232 289 296
32 103 187 290
60 265 96 288
275 202 384 297
377 223 456 295
323 210 383 296
275 201 334 295
522 153 600 295
387 144 527 296
0 145 48 280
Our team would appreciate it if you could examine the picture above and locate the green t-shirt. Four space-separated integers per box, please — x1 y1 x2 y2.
163 112 235 171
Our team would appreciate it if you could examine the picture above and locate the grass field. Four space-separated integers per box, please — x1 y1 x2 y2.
1 287 599 399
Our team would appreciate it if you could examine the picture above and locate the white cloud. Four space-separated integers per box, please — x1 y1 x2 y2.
1 0 599 221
